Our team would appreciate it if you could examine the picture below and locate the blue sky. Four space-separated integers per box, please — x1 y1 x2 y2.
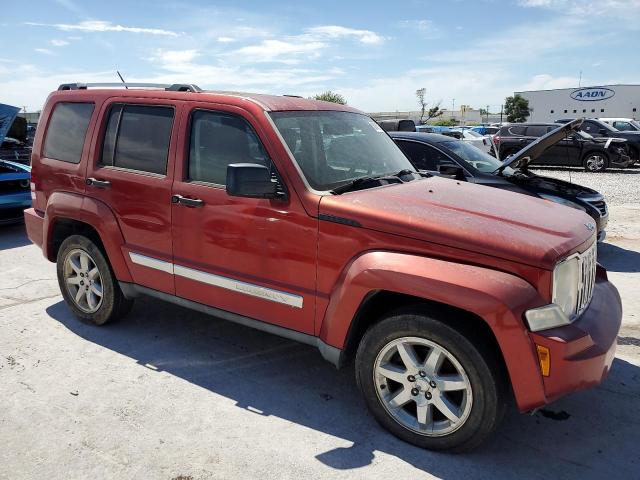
1 0 639 112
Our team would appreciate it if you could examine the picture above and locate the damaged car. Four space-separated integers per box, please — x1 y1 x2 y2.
391 119 608 240
494 122 632 172
0 159 31 225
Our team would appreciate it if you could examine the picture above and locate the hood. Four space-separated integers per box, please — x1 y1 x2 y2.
319 177 595 269
499 119 583 171
507 172 601 199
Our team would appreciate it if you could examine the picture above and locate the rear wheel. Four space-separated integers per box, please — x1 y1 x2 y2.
56 235 133 325
583 152 608 172
355 309 507 452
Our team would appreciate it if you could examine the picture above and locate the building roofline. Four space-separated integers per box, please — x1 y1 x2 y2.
515 84 640 94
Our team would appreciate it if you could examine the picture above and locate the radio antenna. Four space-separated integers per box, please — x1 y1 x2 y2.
116 71 128 89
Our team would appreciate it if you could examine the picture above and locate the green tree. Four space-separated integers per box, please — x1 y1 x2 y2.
433 118 458 126
504 94 530 122
313 91 346 105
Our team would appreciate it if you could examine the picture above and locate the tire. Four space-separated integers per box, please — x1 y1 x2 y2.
583 152 608 172
56 235 133 325
355 308 507 452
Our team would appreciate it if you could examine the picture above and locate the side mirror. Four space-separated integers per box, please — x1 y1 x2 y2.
226 163 279 199
438 164 466 180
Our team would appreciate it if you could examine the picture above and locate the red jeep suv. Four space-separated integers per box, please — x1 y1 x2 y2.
24 83 622 452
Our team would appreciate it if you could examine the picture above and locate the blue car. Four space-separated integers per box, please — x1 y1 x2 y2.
0 159 31 225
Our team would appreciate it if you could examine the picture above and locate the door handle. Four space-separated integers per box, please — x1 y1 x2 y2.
86 178 111 188
171 194 204 207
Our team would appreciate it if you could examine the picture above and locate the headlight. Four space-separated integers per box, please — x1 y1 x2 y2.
538 193 586 212
552 255 580 318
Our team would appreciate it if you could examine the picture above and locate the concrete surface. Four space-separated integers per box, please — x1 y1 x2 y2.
1 223 639 480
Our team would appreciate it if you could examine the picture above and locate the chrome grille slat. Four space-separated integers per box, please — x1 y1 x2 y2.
575 242 597 318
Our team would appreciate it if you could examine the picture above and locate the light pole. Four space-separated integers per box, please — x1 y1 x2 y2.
451 98 455 121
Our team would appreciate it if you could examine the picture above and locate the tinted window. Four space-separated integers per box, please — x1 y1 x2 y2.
525 126 549 137
613 121 633 131
101 104 174 175
397 140 454 171
188 110 269 185
504 125 526 136
43 102 94 163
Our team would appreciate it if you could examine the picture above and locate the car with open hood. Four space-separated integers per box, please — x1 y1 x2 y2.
25 83 622 452
494 121 632 171
556 118 640 163
391 120 609 240
0 159 31 225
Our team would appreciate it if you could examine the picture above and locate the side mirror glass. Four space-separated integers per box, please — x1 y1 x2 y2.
226 163 280 199
438 164 465 180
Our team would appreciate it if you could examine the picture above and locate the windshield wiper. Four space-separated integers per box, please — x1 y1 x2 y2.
331 174 392 194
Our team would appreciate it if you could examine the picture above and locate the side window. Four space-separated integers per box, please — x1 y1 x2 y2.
614 121 631 131
525 126 548 137
43 102 94 163
397 141 453 171
101 104 174 175
506 125 526 136
188 110 269 185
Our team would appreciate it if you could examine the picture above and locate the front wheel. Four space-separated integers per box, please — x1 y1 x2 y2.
583 152 608 172
355 309 507 452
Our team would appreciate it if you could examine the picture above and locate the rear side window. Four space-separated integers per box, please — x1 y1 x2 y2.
188 110 270 185
101 104 174 175
501 125 526 136
43 102 94 163
525 126 549 137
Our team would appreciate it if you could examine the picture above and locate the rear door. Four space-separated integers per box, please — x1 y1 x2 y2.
86 98 180 294
396 139 460 175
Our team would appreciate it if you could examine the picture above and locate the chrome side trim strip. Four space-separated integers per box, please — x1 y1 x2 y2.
174 264 303 308
127 251 303 308
129 252 174 274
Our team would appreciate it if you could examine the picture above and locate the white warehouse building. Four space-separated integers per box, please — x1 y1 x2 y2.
515 84 640 123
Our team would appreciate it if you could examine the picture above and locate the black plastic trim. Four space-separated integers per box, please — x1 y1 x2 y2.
318 214 362 228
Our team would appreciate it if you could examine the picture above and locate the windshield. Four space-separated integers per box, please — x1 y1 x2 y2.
442 140 515 175
270 111 415 191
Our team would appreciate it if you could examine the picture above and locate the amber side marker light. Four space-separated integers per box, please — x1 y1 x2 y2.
536 345 551 377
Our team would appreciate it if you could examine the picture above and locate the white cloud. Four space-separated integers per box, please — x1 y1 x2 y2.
50 39 69 47
307 25 385 44
516 74 581 91
217 36 235 43
25 20 179 37
153 49 199 64
231 39 326 64
34 48 54 55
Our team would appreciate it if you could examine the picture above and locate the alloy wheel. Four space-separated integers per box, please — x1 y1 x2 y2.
63 248 104 313
373 337 473 437
586 155 605 171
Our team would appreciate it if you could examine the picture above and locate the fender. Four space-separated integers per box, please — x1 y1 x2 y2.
319 251 548 411
44 192 133 282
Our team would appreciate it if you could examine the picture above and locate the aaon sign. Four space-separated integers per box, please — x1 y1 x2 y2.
570 87 615 102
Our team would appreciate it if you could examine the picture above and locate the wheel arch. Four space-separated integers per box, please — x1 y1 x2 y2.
44 192 133 282
319 251 548 411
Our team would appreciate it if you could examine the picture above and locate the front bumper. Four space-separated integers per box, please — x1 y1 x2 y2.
527 268 621 406
611 153 634 168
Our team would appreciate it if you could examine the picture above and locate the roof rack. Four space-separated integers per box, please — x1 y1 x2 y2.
57 83 202 93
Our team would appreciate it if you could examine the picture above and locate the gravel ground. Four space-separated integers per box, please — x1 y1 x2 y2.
530 166 640 205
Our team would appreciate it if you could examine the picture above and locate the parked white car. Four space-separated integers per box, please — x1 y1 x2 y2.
451 128 494 154
599 118 640 132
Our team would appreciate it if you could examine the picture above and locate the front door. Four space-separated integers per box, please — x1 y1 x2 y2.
170 104 317 334
85 98 180 294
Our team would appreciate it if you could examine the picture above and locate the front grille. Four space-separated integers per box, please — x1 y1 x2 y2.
589 200 608 217
576 242 597 318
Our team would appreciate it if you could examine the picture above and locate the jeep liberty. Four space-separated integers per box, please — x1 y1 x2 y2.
24 83 622 452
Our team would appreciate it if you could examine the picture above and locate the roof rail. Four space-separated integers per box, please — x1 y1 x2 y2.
57 82 202 93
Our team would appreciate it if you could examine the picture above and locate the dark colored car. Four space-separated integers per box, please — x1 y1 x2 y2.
0 159 31 224
391 121 609 240
556 118 640 163
494 122 632 172
377 119 416 132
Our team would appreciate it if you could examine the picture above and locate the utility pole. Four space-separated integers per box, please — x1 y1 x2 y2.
451 98 455 121
486 104 490 123
500 104 504 123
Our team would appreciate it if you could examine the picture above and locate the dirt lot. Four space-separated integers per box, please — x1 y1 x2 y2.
0 222 639 480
